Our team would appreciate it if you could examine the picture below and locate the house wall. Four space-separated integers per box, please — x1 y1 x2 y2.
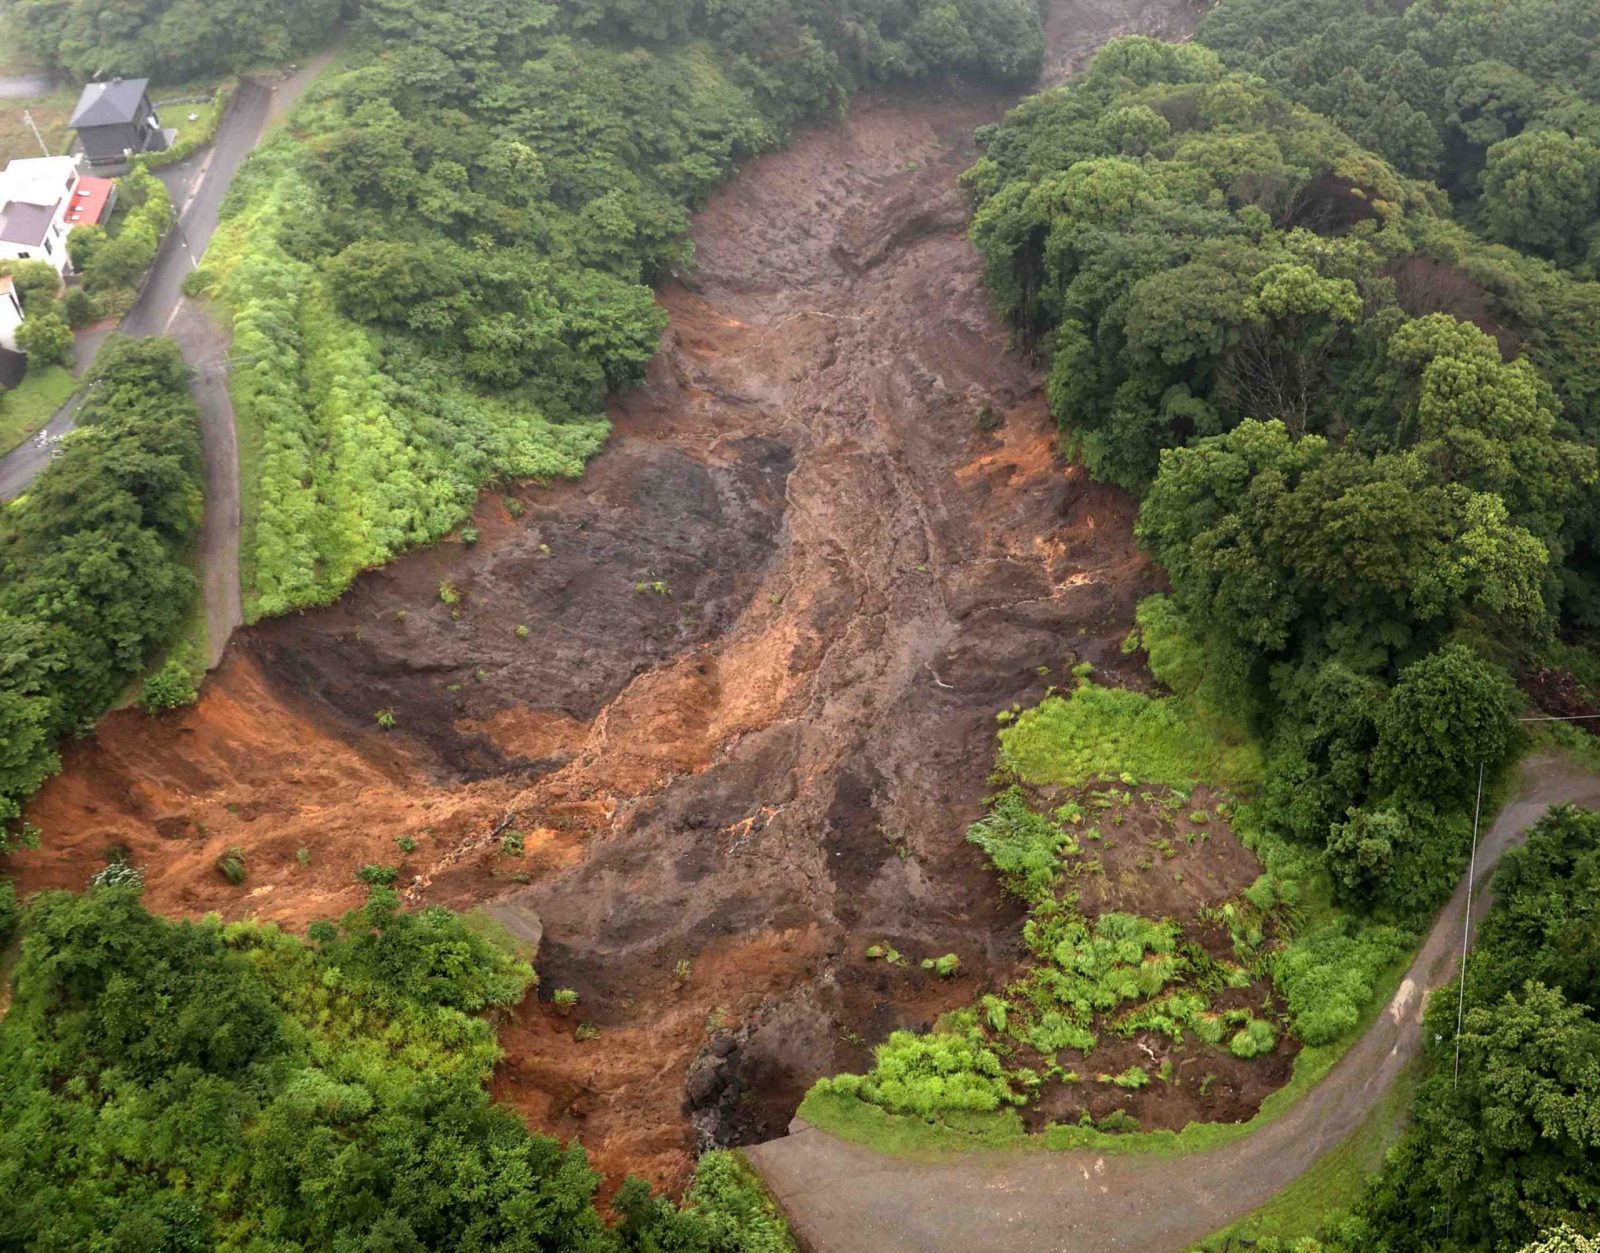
0 166 79 278
0 284 24 352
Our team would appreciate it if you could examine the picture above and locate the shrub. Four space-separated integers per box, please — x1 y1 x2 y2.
140 654 199 712
356 864 398 886
500 830 525 857
15 311 73 368
0 879 18 947
1228 1017 1277 1059
438 582 460 606
375 708 396 730
552 987 579 1014
216 848 247 885
60 287 96 329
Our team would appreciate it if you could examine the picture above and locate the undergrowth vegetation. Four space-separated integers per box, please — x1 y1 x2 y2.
198 0 1046 617
810 672 1329 1143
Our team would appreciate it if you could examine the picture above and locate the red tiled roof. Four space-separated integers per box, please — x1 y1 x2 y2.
64 176 115 227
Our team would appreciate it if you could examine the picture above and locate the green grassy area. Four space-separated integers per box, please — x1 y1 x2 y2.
0 365 75 456
1192 1061 1419 1250
0 88 77 166
998 677 1263 791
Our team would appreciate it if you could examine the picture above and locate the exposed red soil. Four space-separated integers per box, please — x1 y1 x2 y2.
9 0 1208 1194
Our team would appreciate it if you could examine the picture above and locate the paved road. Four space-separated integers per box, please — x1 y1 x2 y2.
0 48 338 662
746 754 1600 1252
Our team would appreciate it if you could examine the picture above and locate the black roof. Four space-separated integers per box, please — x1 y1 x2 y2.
70 78 151 128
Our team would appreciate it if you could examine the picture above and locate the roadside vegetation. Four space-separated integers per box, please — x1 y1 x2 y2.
0 337 202 829
1255 806 1600 1252
193 0 1046 617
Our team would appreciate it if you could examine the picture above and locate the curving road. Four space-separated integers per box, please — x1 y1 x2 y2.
746 754 1600 1251
0 48 339 663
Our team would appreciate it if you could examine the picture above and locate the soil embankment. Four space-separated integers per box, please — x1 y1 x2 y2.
9 0 1200 1190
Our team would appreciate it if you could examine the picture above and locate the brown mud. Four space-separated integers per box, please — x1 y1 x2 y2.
10 0 1205 1192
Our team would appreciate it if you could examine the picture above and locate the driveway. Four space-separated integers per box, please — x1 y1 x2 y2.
746 753 1600 1252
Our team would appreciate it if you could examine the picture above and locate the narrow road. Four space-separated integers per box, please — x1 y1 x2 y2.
0 46 339 664
746 753 1600 1251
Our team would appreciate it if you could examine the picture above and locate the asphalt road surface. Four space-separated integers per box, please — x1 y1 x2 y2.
747 753 1600 1252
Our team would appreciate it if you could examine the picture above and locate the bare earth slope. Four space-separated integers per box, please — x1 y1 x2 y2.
11 0 1197 1192
747 754 1600 1251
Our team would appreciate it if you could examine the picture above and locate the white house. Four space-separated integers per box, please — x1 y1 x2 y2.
0 275 23 351
0 155 86 277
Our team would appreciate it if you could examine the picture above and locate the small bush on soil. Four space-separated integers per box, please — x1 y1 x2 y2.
574 1022 600 1042
89 861 144 890
501 830 525 857
356 864 398 887
460 527 479 545
438 581 460 606
216 848 247 885
374 707 396 730
515 624 530 638
1229 1018 1278 1060
830 1014 1025 1117
295 847 310 867
1109 1065 1151 1089
967 786 1080 900
395 836 417 854
140 653 199 712
552 987 579 1014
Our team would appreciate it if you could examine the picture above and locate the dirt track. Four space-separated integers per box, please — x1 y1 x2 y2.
746 754 1600 1251
11 0 1201 1192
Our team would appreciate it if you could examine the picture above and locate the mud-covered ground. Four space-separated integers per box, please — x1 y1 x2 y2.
11 0 1206 1191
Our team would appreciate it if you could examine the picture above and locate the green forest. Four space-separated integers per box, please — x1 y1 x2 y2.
0 883 791 1251
4 0 344 81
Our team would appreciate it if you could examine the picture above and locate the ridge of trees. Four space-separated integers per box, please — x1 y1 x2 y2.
1195 0 1600 272
2 0 346 82
967 36 1600 915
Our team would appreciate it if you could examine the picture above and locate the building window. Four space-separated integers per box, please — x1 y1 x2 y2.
42 237 52 256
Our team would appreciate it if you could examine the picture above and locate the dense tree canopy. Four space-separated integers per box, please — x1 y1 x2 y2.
1 0 345 81
1323 807 1600 1250
0 337 202 828
1195 0 1600 272
967 36 1600 922
0 883 793 1251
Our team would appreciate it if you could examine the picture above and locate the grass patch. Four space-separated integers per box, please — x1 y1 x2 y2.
0 365 75 456
0 88 77 167
999 680 1262 791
